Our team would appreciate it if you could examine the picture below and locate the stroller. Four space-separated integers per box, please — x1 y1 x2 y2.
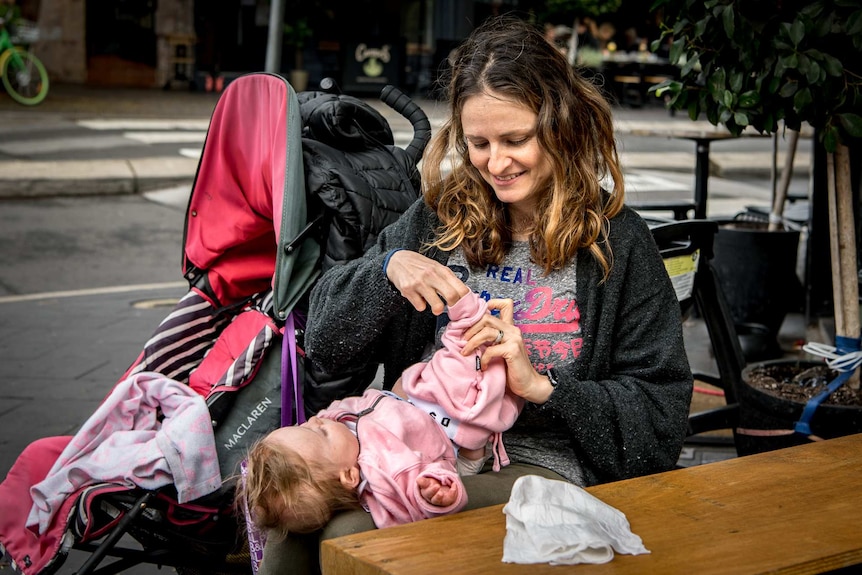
0 72 431 575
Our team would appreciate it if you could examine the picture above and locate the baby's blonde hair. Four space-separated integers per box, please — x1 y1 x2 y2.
237 434 361 540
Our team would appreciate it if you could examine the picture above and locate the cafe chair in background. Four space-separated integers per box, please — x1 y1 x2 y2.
609 64 645 107
650 219 746 451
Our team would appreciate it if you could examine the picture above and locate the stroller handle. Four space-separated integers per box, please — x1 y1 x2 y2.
379 85 432 165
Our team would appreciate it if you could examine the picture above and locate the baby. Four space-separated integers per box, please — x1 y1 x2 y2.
239 291 523 539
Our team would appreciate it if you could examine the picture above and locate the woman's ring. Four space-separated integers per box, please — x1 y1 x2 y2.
494 329 504 344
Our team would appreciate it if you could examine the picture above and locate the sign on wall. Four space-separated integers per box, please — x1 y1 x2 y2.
342 40 403 94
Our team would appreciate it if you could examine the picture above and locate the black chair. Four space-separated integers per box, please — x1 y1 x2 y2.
650 219 746 449
628 200 697 220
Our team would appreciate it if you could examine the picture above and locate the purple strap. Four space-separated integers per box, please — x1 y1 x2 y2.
280 311 306 426
244 313 305 574
240 460 267 573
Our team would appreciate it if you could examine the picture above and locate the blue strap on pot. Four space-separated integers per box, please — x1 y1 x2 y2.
795 335 862 436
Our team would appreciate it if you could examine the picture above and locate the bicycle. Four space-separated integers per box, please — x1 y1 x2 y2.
0 17 49 105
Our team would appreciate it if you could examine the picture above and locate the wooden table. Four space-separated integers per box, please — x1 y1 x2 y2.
322 434 862 575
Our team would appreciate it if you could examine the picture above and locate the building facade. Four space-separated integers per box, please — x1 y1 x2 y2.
20 0 520 95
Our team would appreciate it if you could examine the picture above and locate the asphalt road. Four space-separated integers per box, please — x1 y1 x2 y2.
0 193 188 575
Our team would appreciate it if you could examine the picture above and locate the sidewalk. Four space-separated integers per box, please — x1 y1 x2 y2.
0 82 810 200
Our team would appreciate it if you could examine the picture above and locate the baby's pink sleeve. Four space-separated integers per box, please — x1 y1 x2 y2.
413 465 467 517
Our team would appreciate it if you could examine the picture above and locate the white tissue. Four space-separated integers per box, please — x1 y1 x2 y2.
502 475 649 565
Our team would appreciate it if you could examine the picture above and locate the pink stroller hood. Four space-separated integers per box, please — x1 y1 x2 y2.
183 73 319 318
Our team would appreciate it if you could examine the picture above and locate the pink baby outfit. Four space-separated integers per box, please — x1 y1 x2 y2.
399 292 524 471
317 389 467 529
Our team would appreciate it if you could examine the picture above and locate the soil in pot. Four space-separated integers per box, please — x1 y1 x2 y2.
738 360 862 455
746 362 862 407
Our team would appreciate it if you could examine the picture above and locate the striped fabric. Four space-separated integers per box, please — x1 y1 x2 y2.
127 290 230 385
210 322 274 393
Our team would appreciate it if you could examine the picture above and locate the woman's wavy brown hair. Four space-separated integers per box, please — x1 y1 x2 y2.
422 15 625 278
236 436 361 541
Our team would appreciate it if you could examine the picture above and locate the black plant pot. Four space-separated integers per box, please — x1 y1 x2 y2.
736 359 862 456
712 221 803 361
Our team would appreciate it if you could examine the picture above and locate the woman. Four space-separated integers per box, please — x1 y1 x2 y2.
257 14 692 574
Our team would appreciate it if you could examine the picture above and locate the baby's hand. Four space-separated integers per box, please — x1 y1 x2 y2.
416 476 458 507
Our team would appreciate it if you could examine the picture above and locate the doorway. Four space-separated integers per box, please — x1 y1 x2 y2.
86 0 157 86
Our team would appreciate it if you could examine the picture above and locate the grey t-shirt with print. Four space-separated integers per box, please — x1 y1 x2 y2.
447 242 586 485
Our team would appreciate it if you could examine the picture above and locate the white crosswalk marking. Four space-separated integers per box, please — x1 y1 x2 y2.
179 148 202 159
70 118 207 153
123 131 207 144
77 119 210 130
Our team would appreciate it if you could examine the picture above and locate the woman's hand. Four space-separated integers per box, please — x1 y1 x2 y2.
385 250 470 315
462 298 555 404
416 476 459 507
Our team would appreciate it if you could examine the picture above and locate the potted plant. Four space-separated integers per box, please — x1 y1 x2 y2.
650 0 862 451
284 15 312 91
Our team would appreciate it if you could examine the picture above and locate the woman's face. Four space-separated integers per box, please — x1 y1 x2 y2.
461 90 553 216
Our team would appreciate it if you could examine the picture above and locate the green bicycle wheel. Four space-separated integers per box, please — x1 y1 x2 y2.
1 46 49 105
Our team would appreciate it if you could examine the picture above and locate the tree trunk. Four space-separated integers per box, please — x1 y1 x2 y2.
768 130 800 232
827 144 860 389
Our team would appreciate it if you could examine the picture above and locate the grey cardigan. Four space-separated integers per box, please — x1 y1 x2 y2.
305 198 693 485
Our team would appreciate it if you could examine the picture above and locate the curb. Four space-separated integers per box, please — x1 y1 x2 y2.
0 157 198 198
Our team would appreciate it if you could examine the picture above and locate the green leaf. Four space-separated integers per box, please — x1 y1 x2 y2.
706 104 719 125
729 70 744 93
670 37 685 64
806 61 821 83
823 125 839 153
738 90 760 107
723 89 734 108
688 100 699 122
838 113 862 137
779 81 798 98
801 2 824 19
763 113 776 134
814 11 833 37
781 53 799 69
797 53 810 75
847 10 862 35
694 17 708 37
794 87 813 110
789 20 805 46
719 107 733 123
722 4 735 38
734 111 750 126
680 56 699 77
821 54 844 76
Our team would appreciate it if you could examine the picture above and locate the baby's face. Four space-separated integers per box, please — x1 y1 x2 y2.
267 416 359 473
